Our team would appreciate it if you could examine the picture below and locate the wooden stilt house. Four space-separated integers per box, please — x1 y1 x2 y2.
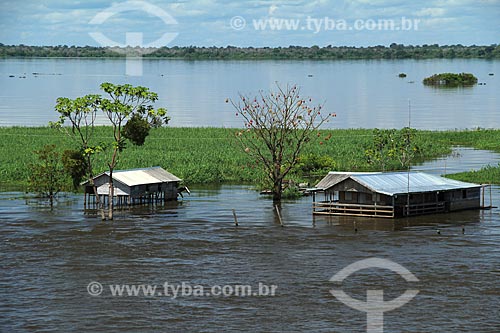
82 166 182 206
312 171 482 218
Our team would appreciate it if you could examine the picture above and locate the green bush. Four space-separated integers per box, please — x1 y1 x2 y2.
423 73 478 87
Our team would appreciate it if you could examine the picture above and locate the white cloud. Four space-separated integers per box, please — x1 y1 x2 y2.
416 7 446 17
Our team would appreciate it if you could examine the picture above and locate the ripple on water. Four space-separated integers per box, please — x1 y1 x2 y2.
1 180 499 332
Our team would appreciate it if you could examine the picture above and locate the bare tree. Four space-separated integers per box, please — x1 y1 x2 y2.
229 83 335 202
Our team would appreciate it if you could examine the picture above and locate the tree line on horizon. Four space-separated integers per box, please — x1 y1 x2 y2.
1 43 499 60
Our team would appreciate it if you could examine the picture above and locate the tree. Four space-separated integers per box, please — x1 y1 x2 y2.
62 149 88 190
364 129 396 171
99 83 169 220
52 94 106 219
52 83 169 220
229 83 335 202
28 145 66 206
365 127 420 171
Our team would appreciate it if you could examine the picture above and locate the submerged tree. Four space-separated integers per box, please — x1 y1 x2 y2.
62 149 89 190
99 83 169 220
52 83 170 220
229 83 335 202
29 144 66 206
52 94 106 219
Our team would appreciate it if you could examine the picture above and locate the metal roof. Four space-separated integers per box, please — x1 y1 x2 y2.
315 171 480 196
82 167 181 187
95 184 128 196
110 167 181 186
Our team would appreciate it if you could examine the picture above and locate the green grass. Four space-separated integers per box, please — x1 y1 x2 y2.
1 127 499 189
432 129 500 184
430 129 500 153
446 164 500 184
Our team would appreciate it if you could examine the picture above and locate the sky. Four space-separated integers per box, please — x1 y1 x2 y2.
0 0 499 47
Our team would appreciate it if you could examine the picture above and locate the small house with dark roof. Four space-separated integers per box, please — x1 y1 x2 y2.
312 171 482 218
82 166 182 206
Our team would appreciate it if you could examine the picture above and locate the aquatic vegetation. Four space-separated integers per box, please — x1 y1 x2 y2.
423 73 478 87
1 127 499 188
446 164 500 184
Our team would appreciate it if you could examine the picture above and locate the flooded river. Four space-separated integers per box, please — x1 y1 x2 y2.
1 58 499 129
1 149 499 332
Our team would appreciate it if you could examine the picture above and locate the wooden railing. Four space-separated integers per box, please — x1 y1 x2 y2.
313 201 394 218
403 202 445 216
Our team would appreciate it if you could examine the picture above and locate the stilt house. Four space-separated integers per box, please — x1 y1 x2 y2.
312 171 482 218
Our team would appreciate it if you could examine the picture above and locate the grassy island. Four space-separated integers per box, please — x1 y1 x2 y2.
423 73 478 87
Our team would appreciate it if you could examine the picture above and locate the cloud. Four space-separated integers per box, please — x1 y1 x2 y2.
0 0 498 46
416 7 446 17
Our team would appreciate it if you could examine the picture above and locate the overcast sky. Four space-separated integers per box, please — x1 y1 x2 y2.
1 0 499 47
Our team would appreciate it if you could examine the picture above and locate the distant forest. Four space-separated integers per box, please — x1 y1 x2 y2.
1 43 499 60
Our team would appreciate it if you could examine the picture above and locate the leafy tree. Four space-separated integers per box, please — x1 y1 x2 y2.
423 72 478 87
229 83 335 202
62 149 88 190
365 127 420 171
99 83 169 220
52 94 106 219
53 83 169 220
122 113 151 146
3 44 500 60
28 145 66 206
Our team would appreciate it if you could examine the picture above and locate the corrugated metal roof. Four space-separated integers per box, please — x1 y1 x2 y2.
316 171 480 196
82 167 181 187
143 167 181 183
96 184 128 196
110 167 181 186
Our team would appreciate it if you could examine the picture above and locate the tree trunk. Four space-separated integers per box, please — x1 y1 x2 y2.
272 178 282 202
86 156 106 220
108 168 114 220
88 178 105 220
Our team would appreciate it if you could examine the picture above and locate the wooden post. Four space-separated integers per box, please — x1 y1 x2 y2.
482 185 485 207
489 184 492 208
232 209 238 226
275 205 283 227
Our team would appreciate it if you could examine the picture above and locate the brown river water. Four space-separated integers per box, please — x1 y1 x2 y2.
1 148 499 332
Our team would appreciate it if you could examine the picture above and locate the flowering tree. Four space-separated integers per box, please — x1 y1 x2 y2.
229 83 335 202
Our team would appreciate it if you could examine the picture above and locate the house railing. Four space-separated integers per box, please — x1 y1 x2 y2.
403 201 445 216
313 201 395 218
